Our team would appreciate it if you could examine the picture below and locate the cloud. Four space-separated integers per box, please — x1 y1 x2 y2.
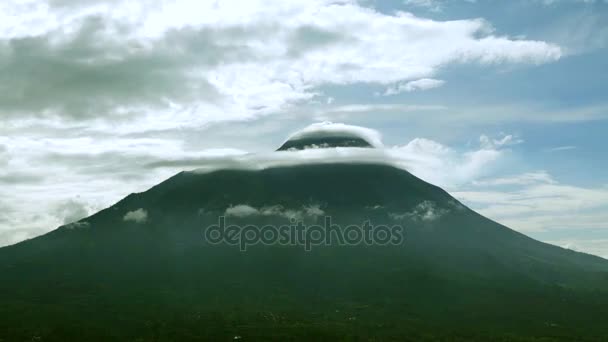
225 205 261 218
173 127 511 190
479 134 524 149
64 221 90 230
387 137 506 187
123 208 148 223
453 178 608 233
472 171 555 186
445 168 608 257
0 228 47 247
309 103 608 125
532 3 608 54
390 201 449 221
308 104 447 122
536 0 608 6
0 0 561 131
403 0 444 12
0 170 46 185
383 78 446 96
55 199 91 224
545 145 577 152
224 204 325 220
283 122 384 148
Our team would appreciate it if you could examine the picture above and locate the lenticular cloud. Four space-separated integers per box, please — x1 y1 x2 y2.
282 122 384 148
190 122 394 173
178 122 509 189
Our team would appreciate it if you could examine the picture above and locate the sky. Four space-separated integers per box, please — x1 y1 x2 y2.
0 0 607 258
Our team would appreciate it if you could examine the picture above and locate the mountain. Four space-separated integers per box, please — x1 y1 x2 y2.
1 128 608 340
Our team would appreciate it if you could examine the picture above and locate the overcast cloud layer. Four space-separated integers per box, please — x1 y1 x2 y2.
1 0 561 129
1 0 607 258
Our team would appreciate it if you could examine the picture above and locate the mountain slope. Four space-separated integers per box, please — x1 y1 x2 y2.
1 163 607 341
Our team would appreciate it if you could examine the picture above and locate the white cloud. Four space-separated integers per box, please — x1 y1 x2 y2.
445 168 608 258
123 208 148 223
390 201 449 221
403 0 443 12
283 121 384 148
479 134 524 149
308 104 447 122
319 104 608 126
224 204 325 220
387 137 505 187
55 199 91 224
383 78 446 96
64 221 90 230
304 204 325 217
175 128 512 191
473 171 555 186
453 180 608 233
536 0 607 6
225 205 261 218
546 145 577 152
0 0 561 133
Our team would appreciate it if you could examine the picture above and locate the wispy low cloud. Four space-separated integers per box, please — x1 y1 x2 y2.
451 168 608 258
545 145 577 152
389 201 451 222
479 134 524 149
150 123 515 190
453 174 608 233
382 79 446 96
403 0 444 12
123 208 148 224
224 204 325 221
536 0 608 7
55 199 91 225
472 171 555 186
170 141 508 190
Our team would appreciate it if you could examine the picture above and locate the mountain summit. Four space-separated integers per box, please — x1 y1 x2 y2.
276 122 381 151
1 124 607 341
